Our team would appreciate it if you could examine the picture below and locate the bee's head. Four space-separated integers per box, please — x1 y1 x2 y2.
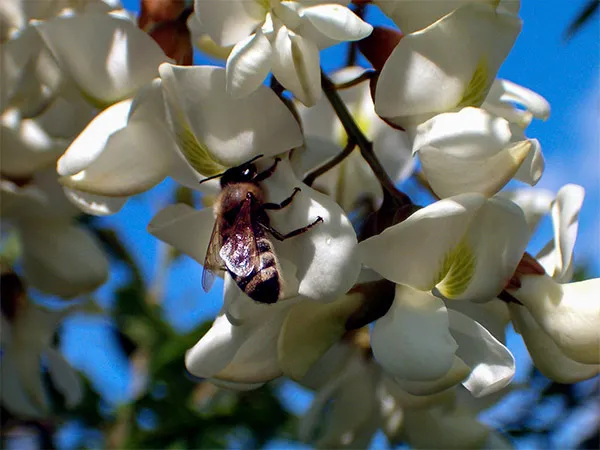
219 162 258 186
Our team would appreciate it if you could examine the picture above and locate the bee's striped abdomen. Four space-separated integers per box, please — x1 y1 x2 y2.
233 237 281 304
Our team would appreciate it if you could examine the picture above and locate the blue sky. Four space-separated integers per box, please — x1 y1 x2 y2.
60 0 599 447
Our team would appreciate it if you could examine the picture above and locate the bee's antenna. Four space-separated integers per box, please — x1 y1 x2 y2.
198 172 225 184
244 154 265 165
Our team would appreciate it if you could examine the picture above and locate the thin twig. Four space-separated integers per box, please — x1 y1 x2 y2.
334 70 376 90
303 140 356 186
320 70 411 205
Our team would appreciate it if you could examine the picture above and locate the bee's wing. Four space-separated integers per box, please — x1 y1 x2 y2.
219 196 260 279
202 217 224 293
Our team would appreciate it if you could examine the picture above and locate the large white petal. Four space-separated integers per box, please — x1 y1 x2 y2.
375 3 521 127
226 30 272 97
159 64 303 174
448 310 515 397
372 285 457 381
147 204 216 266
509 304 599 383
446 196 529 301
271 26 321 107
20 222 109 298
511 275 600 364
193 0 265 47
57 100 132 176
376 0 498 35
300 4 372 41
59 119 172 196
34 13 169 106
358 194 485 290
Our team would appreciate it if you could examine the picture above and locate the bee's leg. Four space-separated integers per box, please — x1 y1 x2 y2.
261 216 323 241
263 187 301 210
254 157 282 182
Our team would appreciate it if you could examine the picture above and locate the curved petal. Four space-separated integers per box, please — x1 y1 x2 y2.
375 3 521 127
159 64 303 174
511 275 600 364
0 352 46 418
372 285 458 381
358 193 485 290
484 78 550 127
414 108 533 198
300 4 372 42
513 138 544 185
447 196 529 301
448 299 509 344
226 30 272 97
58 119 172 196
57 100 132 177
509 304 599 383
45 347 83 408
147 204 216 266
549 184 585 281
271 26 321 107
193 0 265 47
63 188 128 216
34 14 169 106
20 222 109 298
448 310 515 397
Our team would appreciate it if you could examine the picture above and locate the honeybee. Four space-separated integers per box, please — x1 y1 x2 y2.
201 156 323 304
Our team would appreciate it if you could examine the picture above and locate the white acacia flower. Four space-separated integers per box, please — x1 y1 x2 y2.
0 173 109 297
412 107 541 198
375 3 521 129
292 66 414 212
358 194 529 302
194 0 372 105
0 289 82 418
508 184 600 369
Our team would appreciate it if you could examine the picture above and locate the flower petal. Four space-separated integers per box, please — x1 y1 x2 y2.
147 204 216 266
372 284 458 381
497 188 553 235
509 304 599 383
375 3 521 127
448 310 515 397
484 78 550 127
393 357 470 396
226 30 272 97
62 188 128 216
34 14 169 106
358 194 485 290
271 26 321 107
513 138 544 186
193 0 265 47
159 64 303 174
0 351 46 418
301 4 372 42
20 222 109 298
511 275 600 364
57 100 132 177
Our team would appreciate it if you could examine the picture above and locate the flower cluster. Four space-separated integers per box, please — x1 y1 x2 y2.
1 0 598 447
